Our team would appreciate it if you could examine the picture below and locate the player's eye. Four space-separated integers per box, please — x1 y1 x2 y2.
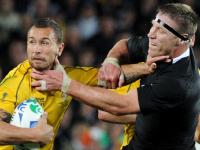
41 40 50 45
28 40 36 45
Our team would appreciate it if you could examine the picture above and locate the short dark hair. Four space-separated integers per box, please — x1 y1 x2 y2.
32 18 63 43
128 36 149 63
157 3 198 38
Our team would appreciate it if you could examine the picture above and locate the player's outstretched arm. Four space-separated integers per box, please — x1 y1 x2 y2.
31 70 140 115
0 112 53 145
31 62 139 115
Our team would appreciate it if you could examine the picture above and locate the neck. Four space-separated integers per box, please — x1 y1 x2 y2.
172 45 189 59
172 48 190 64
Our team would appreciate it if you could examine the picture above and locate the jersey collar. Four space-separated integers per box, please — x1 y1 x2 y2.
172 48 190 64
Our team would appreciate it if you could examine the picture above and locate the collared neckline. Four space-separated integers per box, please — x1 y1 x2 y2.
172 48 190 64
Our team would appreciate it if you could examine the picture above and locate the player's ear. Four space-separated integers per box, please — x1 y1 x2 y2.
177 34 194 46
176 38 190 46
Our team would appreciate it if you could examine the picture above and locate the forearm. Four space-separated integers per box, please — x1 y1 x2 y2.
98 110 136 124
121 63 150 84
107 39 129 62
0 121 39 145
68 80 137 115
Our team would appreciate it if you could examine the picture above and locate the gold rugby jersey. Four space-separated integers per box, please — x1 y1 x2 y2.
112 80 140 150
0 60 98 150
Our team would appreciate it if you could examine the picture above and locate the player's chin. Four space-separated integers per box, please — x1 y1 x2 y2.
148 49 158 58
31 63 49 71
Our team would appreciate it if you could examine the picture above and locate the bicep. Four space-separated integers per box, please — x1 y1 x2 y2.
115 89 140 115
110 82 140 114
125 89 140 113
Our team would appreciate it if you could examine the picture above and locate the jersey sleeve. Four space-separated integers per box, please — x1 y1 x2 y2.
66 66 141 94
0 72 19 114
0 61 31 114
66 67 98 86
112 80 140 94
0 86 16 114
127 36 149 63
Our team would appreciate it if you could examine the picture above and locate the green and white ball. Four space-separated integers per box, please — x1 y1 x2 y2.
10 98 44 150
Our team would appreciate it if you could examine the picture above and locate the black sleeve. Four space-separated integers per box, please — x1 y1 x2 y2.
127 35 149 63
137 77 186 114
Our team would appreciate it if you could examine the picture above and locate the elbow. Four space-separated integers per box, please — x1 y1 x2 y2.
110 107 128 116
109 105 138 116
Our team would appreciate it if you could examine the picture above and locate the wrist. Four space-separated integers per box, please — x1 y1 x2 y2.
54 63 71 93
100 57 125 87
61 72 71 93
142 63 153 75
23 128 40 143
103 57 120 68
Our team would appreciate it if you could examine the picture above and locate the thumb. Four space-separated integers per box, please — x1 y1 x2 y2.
54 57 60 65
151 63 157 70
53 57 61 70
118 73 124 87
39 112 48 124
98 79 107 88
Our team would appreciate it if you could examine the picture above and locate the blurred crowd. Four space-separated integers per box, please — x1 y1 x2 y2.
0 0 200 149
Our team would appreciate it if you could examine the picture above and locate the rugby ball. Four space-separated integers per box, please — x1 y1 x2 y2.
10 97 44 150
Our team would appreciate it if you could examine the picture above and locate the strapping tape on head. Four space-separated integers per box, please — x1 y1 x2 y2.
155 18 189 41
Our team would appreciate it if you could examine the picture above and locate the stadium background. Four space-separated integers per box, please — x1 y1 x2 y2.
0 0 199 149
